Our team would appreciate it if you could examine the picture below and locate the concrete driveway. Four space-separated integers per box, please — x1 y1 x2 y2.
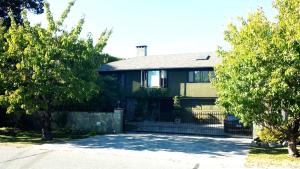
0 133 251 169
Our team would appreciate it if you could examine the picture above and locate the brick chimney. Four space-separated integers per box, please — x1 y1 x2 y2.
136 45 147 57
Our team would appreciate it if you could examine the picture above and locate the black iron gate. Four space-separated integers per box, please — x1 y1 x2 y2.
124 109 252 137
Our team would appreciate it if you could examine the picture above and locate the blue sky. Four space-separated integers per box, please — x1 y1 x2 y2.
28 0 276 58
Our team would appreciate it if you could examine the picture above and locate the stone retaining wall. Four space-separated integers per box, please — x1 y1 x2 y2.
52 109 123 134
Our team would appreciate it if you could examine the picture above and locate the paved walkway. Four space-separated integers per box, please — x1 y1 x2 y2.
0 133 251 169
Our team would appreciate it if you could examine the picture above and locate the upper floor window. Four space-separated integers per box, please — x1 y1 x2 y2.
188 70 215 83
147 70 160 87
142 70 167 88
160 70 167 87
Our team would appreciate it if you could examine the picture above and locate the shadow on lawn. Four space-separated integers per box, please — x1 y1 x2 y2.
0 130 90 144
0 130 43 144
249 146 288 155
68 133 250 156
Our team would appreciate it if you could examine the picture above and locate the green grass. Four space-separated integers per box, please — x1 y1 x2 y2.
246 146 300 169
0 128 96 145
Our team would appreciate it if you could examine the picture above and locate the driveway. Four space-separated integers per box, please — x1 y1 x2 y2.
0 133 251 169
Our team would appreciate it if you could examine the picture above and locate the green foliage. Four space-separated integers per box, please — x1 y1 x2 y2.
95 74 120 111
173 95 182 118
0 129 91 144
0 1 111 139
0 1 110 114
102 54 120 63
173 95 181 109
213 0 300 156
0 127 17 136
258 127 284 143
57 74 121 112
214 0 299 135
0 0 44 28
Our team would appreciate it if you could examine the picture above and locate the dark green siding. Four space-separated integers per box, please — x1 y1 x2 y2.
115 69 217 98
124 71 141 94
167 70 187 96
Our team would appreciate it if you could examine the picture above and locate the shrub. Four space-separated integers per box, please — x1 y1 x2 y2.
0 127 17 136
258 127 284 143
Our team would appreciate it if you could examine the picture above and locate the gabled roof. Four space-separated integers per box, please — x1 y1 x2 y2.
99 52 221 72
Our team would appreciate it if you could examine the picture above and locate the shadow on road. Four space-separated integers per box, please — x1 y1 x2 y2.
66 133 250 156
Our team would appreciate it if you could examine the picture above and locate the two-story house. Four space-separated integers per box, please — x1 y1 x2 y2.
98 45 237 135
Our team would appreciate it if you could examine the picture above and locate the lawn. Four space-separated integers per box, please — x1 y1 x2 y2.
246 146 300 169
0 127 96 145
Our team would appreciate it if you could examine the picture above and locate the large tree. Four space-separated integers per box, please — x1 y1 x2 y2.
0 0 44 28
0 1 111 140
213 0 300 157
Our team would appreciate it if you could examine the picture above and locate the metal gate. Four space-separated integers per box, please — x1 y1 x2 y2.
124 109 252 137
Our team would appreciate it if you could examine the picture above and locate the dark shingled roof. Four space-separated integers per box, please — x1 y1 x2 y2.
99 52 221 72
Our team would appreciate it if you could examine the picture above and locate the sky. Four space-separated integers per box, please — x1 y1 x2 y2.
28 0 276 58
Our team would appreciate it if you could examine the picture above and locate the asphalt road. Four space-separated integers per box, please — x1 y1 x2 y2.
0 133 251 169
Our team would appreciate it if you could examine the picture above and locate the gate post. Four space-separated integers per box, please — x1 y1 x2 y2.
114 108 124 133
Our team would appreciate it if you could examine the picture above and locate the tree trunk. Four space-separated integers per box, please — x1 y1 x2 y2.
41 110 52 141
288 137 299 157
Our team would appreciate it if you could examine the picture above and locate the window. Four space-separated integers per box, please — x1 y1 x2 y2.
160 70 167 87
188 70 215 83
147 70 160 87
142 70 168 88
188 71 194 82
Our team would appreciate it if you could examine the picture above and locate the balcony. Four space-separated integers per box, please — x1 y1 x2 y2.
180 83 217 97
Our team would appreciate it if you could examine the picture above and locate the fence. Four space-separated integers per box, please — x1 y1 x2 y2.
125 107 252 137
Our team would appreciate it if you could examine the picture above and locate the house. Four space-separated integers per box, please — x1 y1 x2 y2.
99 46 253 136
100 45 221 117
99 46 221 118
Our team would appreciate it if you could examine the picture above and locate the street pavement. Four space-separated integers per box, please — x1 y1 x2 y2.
0 133 251 169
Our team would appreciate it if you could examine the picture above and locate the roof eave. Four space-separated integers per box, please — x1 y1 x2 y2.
99 66 215 72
